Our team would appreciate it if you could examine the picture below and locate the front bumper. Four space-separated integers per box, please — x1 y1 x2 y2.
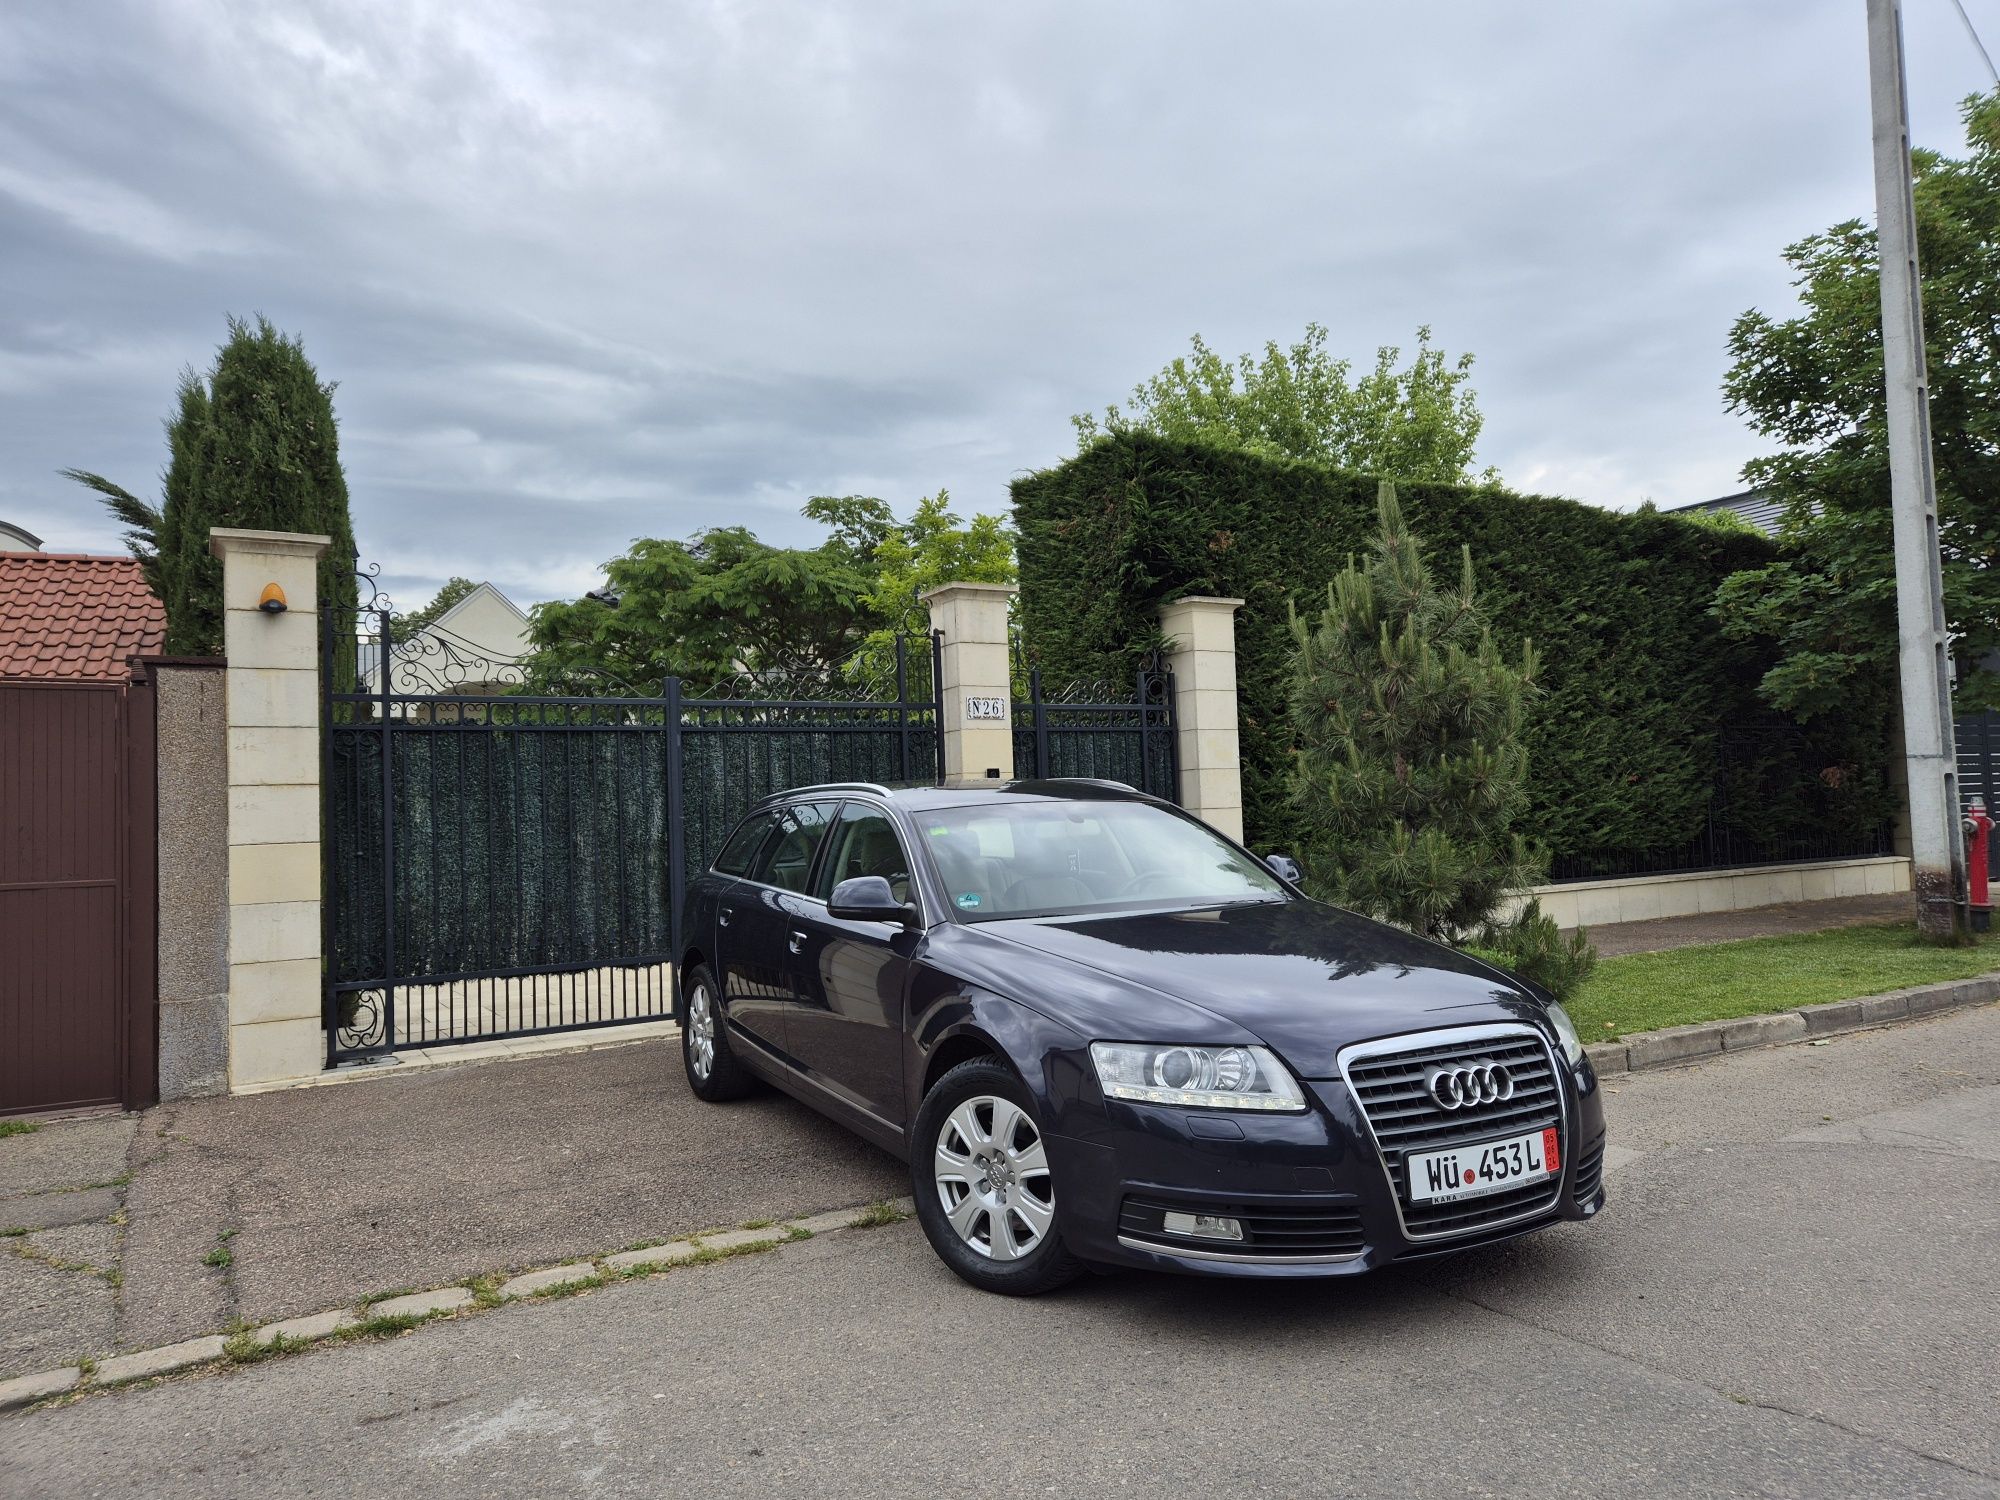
1048 1058 1608 1279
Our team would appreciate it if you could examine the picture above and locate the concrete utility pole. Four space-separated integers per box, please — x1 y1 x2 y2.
1866 0 1969 940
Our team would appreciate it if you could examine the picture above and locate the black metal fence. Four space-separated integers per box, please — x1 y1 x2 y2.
1012 655 1179 803
1546 725 1894 884
1955 710 2000 877
322 590 943 1064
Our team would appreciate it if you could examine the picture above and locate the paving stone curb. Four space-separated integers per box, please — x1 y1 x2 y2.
0 1195 917 1413
95 1336 228 1387
1585 974 2000 1078
496 1263 597 1300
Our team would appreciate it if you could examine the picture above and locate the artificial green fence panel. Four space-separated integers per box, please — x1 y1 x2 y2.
670 711 941 900
1011 434 1896 875
329 699 945 990
326 706 671 985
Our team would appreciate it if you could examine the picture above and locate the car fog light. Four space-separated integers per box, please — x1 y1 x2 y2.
1162 1211 1244 1242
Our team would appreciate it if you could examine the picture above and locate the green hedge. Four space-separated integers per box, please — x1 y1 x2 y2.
1011 434 1896 871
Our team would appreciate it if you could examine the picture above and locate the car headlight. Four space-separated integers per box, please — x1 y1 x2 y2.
1546 1002 1585 1066
1089 1041 1306 1112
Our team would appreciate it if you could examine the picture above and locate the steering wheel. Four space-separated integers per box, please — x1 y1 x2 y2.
1118 870 1184 899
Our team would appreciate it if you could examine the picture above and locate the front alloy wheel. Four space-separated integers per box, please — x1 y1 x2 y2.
911 1058 1084 1295
934 1094 1055 1261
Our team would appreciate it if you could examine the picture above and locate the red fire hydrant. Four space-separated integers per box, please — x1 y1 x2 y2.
1964 799 1993 932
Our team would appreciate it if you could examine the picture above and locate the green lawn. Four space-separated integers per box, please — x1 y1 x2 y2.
1568 922 2000 1040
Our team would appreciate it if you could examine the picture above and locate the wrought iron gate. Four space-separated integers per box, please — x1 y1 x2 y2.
1013 654 1179 803
321 581 943 1065
662 638 942 967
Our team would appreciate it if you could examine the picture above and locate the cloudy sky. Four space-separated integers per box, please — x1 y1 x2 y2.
3 1 1995 608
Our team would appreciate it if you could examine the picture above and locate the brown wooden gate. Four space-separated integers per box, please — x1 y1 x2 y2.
0 675 156 1114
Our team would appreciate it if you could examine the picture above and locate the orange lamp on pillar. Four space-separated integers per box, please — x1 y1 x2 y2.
258 582 289 614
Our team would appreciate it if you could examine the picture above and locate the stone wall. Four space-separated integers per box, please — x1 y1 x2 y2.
1500 855 1913 931
153 661 229 1100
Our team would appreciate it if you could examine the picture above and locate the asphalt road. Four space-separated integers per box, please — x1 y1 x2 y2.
7 1006 1998 1499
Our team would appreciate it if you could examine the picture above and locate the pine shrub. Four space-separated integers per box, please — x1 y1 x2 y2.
1285 484 1596 996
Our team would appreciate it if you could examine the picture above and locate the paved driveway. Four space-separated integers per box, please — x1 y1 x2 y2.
1 1040 905 1374
6 1006 1996 1498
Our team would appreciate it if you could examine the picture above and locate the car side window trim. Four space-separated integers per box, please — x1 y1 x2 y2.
711 810 777 877
736 799 840 896
799 799 849 900
814 799 929 927
710 795 932 927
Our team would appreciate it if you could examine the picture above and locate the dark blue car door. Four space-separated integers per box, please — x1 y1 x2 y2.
714 801 835 1060
784 801 919 1130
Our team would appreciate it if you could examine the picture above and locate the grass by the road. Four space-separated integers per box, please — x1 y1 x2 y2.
1567 922 2000 1040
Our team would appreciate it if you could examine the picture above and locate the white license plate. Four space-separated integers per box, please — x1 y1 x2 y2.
1406 1127 1561 1204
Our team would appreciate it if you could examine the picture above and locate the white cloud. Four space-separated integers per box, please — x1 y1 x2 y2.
4 0 1996 596
0 154 266 262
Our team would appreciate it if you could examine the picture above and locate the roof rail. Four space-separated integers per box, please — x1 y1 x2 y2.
751 781 898 804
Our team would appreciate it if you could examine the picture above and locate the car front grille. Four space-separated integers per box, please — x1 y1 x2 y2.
1118 1196 1365 1260
1571 1135 1606 1205
1341 1026 1566 1241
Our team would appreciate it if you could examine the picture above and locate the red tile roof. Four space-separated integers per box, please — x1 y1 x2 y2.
0 553 168 680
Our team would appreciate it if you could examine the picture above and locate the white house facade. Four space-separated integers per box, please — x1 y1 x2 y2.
360 581 532 696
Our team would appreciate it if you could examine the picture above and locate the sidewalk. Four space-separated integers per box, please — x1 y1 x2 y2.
0 1040 904 1381
1577 893 1911 958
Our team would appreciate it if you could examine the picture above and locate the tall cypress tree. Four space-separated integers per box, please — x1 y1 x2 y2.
1286 481 1593 995
69 316 358 656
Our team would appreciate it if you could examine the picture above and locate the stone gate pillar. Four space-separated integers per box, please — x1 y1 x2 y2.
209 527 330 1090
1158 595 1246 843
923 582 1016 786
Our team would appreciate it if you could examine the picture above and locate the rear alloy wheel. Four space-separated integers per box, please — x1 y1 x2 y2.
913 1058 1084 1295
680 964 756 1101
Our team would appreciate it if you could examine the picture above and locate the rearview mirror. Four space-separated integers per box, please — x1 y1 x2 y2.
1264 853 1303 885
828 875 916 926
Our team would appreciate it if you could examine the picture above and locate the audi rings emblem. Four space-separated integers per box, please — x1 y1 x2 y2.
1425 1061 1514 1110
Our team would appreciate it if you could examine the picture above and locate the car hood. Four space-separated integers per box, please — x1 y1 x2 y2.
977 898 1540 1077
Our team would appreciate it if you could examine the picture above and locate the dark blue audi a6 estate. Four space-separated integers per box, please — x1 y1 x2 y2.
676 779 1606 1295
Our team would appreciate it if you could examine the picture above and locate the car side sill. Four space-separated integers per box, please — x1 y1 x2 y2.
729 1021 909 1160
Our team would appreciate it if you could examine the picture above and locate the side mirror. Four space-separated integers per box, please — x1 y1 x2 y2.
828 875 916 926
1264 853 1303 885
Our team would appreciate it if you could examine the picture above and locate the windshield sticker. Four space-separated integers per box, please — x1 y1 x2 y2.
955 892 983 909
927 825 949 837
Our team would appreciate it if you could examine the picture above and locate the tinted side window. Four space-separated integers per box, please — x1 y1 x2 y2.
747 801 837 893
712 813 777 876
816 806 913 905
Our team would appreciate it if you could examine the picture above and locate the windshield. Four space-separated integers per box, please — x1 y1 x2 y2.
915 799 1286 921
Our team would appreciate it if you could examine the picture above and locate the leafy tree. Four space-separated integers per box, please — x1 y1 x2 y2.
1717 90 2000 721
67 316 357 655
526 494 1018 694
858 489 1016 653
391 576 480 643
524 525 878 693
1286 482 1593 997
1074 322 1493 484
801 493 898 567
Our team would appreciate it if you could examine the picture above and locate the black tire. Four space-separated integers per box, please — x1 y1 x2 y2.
911 1058 1085 1296
680 964 757 1101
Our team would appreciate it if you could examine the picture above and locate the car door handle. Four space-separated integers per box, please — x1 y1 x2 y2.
788 929 807 954
718 906 733 928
